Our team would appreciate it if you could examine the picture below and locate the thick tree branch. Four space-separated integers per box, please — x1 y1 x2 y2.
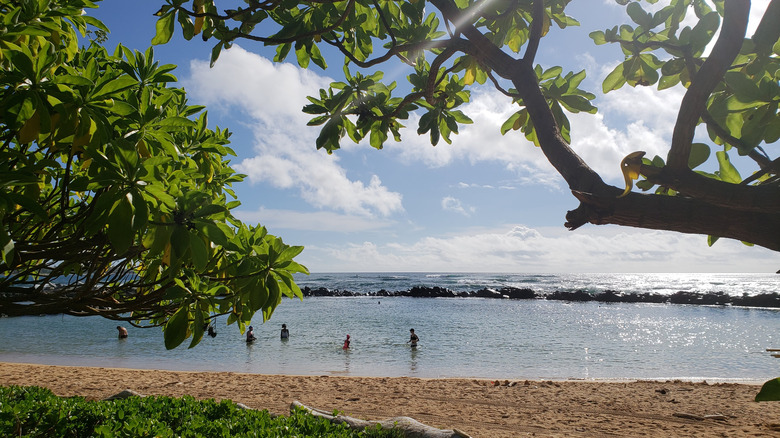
639 165 780 214
567 191 780 252
429 0 607 195
752 0 780 54
667 0 749 170
429 0 518 79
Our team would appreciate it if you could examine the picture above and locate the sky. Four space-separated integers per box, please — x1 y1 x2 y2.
88 0 778 273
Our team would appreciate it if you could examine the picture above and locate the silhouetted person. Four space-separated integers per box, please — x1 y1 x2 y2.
407 328 419 348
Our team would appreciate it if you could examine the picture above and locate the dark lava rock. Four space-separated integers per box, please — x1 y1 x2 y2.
546 290 594 302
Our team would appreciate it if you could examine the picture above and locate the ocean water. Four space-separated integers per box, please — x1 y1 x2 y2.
0 273 778 381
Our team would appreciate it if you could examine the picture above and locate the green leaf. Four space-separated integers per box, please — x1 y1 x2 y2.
151 12 176 46
635 179 655 191
690 12 719 54
626 2 652 28
210 42 223 68
108 194 134 254
164 306 190 350
500 111 525 135
756 378 780 401
91 76 138 100
263 277 281 319
658 73 681 90
295 42 311 68
190 233 209 271
0 227 14 265
171 225 190 260
5 192 48 220
249 279 269 312
193 204 227 218
197 222 229 247
724 72 765 103
716 151 741 183
603 63 626 92
188 308 205 348
688 143 710 169
449 110 473 124
156 117 197 129
589 30 607 45
276 245 304 264
559 95 596 113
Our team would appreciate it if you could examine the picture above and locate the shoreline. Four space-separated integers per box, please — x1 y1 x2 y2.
0 357 770 385
2 362 778 437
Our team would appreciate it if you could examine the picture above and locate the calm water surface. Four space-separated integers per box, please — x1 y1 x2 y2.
2 292 779 381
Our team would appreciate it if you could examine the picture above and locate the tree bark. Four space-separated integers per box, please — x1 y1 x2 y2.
567 191 780 251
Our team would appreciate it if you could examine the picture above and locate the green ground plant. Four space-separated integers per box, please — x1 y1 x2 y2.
0 385 403 437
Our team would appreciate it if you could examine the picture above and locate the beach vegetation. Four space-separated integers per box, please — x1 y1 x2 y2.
0 0 307 349
755 377 780 402
0 385 402 437
153 0 779 251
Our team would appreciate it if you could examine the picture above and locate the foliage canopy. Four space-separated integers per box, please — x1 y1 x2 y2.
0 0 308 349
155 0 779 252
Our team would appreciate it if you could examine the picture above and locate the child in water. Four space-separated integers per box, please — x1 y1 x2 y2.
343 334 350 349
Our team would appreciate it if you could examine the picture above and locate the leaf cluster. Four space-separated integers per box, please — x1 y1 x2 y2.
154 0 588 151
0 0 308 349
591 0 778 188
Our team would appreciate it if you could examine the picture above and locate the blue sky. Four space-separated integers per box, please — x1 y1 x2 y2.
89 0 778 273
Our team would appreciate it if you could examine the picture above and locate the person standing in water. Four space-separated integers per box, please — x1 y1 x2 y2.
116 326 128 339
407 328 419 348
246 326 256 343
342 334 350 349
280 324 289 339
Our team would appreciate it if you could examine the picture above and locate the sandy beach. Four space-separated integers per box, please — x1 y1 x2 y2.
2 362 779 437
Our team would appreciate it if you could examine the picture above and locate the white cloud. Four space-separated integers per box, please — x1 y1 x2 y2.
441 196 475 216
182 38 699 206
297 225 779 273
457 182 515 190
233 207 395 232
385 88 565 189
184 45 404 217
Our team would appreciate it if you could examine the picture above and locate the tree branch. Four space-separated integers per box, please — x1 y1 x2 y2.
641 165 780 214
751 0 780 55
522 0 544 64
567 190 780 251
667 0 749 170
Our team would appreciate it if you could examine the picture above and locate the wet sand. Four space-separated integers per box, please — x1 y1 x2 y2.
2 362 779 437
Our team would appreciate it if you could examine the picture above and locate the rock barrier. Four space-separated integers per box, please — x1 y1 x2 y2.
300 286 780 308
